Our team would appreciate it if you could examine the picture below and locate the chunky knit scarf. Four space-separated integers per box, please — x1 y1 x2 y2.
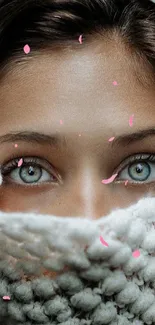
1 196 155 325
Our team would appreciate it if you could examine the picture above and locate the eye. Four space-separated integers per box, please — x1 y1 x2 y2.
1 157 60 186
128 162 150 181
116 154 155 183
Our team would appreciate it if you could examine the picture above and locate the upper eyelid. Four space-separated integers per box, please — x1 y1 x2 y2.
1 156 63 184
1 152 155 176
1 156 54 174
114 153 155 174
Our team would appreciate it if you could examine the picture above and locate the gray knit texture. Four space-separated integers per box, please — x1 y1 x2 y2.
0 196 155 324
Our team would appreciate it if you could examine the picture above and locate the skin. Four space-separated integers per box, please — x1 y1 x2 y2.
0 36 155 219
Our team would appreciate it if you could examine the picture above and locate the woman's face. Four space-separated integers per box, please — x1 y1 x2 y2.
0 37 155 218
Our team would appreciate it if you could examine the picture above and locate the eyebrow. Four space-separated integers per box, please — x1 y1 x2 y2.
0 131 67 148
0 128 154 148
112 127 155 147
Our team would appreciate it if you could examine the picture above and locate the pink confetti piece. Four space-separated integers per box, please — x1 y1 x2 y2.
3 296 10 300
113 81 118 86
18 158 23 167
129 114 134 127
79 35 83 44
60 120 63 125
100 236 109 247
23 44 30 54
132 250 140 258
125 180 129 186
14 144 18 148
108 137 115 142
101 173 118 184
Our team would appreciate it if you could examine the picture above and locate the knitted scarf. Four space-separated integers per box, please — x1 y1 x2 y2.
0 196 155 325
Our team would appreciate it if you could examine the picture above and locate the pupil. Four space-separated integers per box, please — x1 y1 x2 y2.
28 166 35 175
136 164 143 173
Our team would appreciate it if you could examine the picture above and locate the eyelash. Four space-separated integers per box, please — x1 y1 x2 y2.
116 153 155 180
0 153 155 186
117 153 155 170
0 156 58 184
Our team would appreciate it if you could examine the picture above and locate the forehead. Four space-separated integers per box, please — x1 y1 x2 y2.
0 37 154 136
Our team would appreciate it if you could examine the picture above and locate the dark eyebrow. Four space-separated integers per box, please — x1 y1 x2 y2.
0 128 155 148
0 131 67 147
112 127 155 147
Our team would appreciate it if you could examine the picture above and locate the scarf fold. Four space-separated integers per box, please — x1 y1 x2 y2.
0 197 155 325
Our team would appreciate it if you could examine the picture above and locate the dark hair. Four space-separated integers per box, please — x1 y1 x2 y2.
0 0 155 82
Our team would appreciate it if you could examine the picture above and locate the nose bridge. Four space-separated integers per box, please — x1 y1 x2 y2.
80 165 98 218
72 160 106 220
42 157 113 219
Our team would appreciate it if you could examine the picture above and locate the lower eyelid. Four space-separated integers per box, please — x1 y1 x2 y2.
116 161 155 183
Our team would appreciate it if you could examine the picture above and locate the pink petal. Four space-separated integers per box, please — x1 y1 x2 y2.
100 236 109 247
18 158 23 167
108 137 115 142
23 44 30 54
113 81 118 86
79 35 83 44
101 173 118 184
3 296 10 300
60 120 63 125
132 250 140 258
125 180 129 186
129 114 134 127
